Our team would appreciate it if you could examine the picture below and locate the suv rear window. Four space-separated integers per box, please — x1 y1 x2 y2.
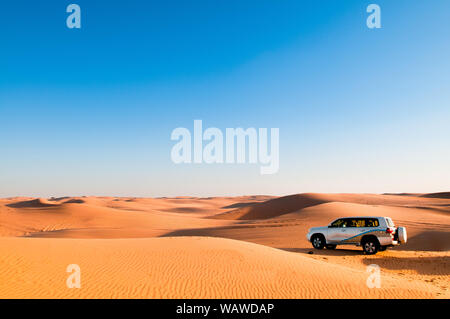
365 218 379 227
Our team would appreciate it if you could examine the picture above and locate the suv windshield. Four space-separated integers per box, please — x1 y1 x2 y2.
330 219 348 228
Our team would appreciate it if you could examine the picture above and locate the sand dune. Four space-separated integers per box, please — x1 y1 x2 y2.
421 192 450 199
211 193 450 220
0 200 233 238
0 193 449 298
211 194 328 220
0 237 443 299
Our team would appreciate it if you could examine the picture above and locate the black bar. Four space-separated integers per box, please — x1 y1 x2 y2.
1 299 448 318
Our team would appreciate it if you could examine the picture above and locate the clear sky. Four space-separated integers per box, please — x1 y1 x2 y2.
1 0 449 197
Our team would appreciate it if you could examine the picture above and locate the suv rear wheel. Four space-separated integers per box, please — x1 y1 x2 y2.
311 234 325 250
362 238 379 255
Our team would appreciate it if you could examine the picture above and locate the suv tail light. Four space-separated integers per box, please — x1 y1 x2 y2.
386 228 394 234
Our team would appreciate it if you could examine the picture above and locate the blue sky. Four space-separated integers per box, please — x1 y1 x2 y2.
1 0 449 197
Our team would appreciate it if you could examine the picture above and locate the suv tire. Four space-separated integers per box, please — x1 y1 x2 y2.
362 237 379 255
311 234 325 250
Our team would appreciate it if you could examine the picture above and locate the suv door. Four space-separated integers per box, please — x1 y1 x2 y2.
343 218 367 244
327 218 349 243
342 218 381 244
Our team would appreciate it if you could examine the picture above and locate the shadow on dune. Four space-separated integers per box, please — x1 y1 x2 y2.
222 202 257 209
6 198 60 208
48 197 70 202
281 247 364 256
382 193 422 197
362 256 450 276
283 248 450 275
420 192 450 199
63 199 86 204
162 207 210 214
161 225 244 238
405 206 450 213
398 231 450 251
211 194 328 220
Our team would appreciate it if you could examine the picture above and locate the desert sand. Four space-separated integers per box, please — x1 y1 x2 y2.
0 193 449 298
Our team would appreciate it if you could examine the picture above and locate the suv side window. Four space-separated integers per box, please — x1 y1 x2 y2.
330 219 348 228
346 218 366 227
365 218 379 227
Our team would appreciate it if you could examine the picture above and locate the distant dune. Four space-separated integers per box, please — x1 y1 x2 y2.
211 194 328 220
420 192 450 199
211 193 450 220
6 198 60 208
0 193 448 299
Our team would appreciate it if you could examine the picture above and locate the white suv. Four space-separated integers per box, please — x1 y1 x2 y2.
306 217 407 255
